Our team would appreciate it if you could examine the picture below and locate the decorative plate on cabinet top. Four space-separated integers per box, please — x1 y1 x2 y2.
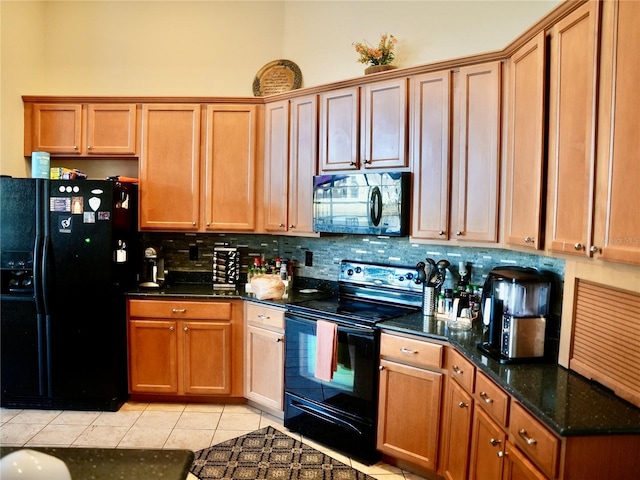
253 59 302 96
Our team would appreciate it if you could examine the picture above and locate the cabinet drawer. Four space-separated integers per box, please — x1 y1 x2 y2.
509 402 559 479
475 370 510 426
380 333 444 369
245 302 284 330
446 348 476 393
128 299 232 320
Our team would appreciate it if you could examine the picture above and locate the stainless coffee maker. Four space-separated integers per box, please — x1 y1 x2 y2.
479 267 551 363
139 246 165 288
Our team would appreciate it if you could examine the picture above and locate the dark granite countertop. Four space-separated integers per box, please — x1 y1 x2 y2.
126 281 333 305
380 312 640 437
0 447 194 480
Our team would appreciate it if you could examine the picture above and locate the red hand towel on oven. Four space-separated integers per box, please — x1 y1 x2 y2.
315 320 338 381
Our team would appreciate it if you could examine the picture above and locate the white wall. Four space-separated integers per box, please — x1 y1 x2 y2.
0 0 560 177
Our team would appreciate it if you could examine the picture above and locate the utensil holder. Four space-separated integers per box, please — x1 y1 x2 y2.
423 286 436 316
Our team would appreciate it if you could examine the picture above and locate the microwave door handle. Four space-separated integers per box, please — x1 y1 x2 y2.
370 186 382 226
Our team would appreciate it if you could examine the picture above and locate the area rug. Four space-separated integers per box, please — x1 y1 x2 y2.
190 426 376 480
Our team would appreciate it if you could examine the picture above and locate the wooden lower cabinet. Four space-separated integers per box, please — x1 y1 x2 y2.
440 377 474 480
469 405 507 480
377 333 445 473
503 442 548 480
127 299 243 399
244 303 285 415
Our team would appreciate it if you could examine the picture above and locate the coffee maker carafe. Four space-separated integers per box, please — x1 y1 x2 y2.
139 246 165 288
479 267 550 363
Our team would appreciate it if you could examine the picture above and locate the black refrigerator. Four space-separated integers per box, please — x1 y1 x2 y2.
0 177 139 411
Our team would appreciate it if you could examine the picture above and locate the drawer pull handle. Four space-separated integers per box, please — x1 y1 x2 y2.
172 308 187 313
458 401 469 408
400 348 417 354
452 365 463 375
489 438 502 446
257 314 271 320
518 429 537 445
480 391 494 403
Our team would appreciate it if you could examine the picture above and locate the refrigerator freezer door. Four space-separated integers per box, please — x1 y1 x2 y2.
45 180 130 408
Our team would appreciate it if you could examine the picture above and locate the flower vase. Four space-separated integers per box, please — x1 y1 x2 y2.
364 64 397 75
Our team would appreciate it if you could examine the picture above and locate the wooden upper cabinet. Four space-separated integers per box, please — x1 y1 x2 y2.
319 87 359 172
410 70 452 240
361 78 408 169
594 0 640 265
505 32 546 251
288 94 318 235
263 100 290 233
29 104 83 155
86 104 137 155
319 78 408 173
26 103 137 156
139 104 201 231
264 95 318 235
203 104 258 232
451 62 501 243
547 0 600 258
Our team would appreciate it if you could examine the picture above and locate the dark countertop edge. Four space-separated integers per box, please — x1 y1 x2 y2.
0 447 194 480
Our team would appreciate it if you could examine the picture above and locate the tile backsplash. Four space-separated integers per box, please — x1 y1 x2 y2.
143 231 565 307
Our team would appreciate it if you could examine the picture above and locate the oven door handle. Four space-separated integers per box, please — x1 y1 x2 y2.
290 401 363 435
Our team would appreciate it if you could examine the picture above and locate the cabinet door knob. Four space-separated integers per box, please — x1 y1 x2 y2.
480 391 494 403
518 428 537 445
452 365 463 375
379 365 385 371
458 401 469 408
489 438 502 446
574 243 584 250
279 223 285 228
87 145 92 150
363 159 372 164
497 451 507 458
289 225 296 229
589 245 600 254
349 161 357 166
183 326 188 332
455 231 462 236
276 337 283 343
73 145 78 150
206 222 210 227
438 230 445 236
524 236 534 243
192 222 197 226
169 325 175 331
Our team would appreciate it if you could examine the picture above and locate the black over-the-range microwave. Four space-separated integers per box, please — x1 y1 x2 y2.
312 171 410 236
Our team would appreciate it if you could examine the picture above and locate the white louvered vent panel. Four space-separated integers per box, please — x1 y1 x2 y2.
570 279 640 407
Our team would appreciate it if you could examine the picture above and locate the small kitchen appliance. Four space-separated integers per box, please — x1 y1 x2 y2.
478 266 551 363
139 246 165 288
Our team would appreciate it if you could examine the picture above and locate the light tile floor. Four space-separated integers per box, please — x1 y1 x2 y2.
0 402 427 480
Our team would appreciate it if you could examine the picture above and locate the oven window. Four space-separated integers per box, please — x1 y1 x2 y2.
285 315 378 418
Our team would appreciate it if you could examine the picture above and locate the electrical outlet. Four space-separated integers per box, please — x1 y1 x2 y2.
305 251 313 267
189 245 198 261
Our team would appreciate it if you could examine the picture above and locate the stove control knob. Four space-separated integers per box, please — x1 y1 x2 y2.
405 273 413 280
347 268 354 276
354 267 362 274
